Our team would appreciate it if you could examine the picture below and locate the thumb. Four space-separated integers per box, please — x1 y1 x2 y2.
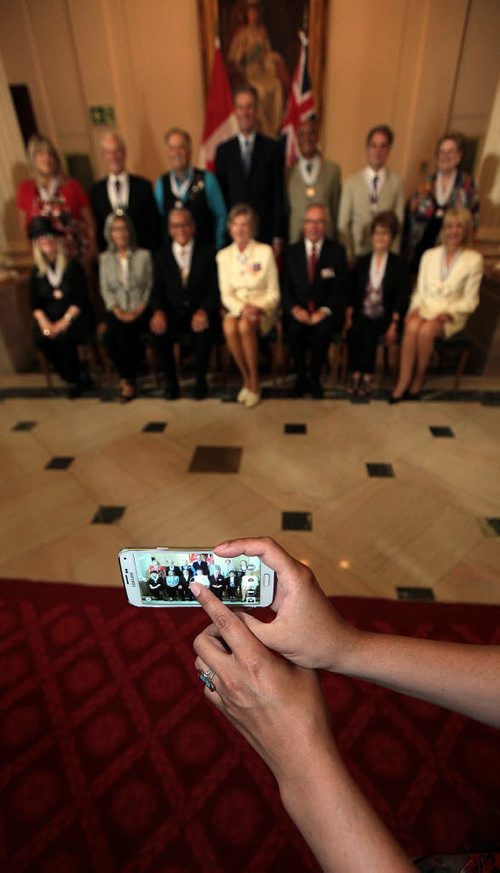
237 611 277 648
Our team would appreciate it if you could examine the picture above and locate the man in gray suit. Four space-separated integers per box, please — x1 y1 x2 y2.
287 117 341 244
338 125 404 264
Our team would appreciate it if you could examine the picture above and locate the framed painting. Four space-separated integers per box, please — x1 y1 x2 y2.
198 0 329 138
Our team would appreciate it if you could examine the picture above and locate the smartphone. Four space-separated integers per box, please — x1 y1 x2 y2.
118 547 275 608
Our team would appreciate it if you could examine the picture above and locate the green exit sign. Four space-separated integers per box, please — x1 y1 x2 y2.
89 105 116 126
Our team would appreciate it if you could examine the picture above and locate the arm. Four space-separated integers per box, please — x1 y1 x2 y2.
204 171 228 251
392 177 405 253
216 250 245 318
192 583 414 873
446 253 483 319
154 177 165 218
337 182 353 265
213 537 500 728
98 254 117 312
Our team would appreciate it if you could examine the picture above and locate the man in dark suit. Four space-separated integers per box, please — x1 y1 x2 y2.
90 132 161 252
150 207 219 400
215 85 285 255
282 203 347 398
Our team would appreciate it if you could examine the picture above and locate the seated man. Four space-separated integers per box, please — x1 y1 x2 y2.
150 208 219 399
282 203 347 398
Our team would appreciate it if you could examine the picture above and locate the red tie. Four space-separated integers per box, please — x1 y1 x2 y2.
308 244 317 284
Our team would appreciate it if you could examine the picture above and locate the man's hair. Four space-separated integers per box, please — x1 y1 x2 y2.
233 84 259 105
164 127 192 148
99 131 126 151
366 125 394 147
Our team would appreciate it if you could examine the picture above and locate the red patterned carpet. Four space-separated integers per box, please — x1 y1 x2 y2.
1 580 499 872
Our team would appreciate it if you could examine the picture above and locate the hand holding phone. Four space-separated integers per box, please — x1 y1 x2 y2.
118 547 274 608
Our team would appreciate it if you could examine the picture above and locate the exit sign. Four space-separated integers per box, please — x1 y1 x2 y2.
89 105 116 126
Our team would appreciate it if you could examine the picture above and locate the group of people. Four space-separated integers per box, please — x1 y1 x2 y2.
143 554 259 603
19 84 483 403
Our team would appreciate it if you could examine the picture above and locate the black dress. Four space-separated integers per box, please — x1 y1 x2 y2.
30 259 89 384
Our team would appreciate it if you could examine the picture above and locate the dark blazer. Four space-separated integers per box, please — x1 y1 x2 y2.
151 242 219 327
90 174 162 252
215 134 285 244
348 251 410 329
282 238 347 332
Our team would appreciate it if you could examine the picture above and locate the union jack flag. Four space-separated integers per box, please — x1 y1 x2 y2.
281 31 315 168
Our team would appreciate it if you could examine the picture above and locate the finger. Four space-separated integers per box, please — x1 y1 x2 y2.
213 536 298 579
190 581 261 659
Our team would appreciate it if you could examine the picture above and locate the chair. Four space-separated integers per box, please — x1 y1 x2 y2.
434 332 471 391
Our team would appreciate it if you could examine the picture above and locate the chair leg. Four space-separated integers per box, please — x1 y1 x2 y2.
454 347 470 392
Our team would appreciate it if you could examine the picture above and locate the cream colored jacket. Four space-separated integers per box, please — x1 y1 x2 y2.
409 245 483 337
216 240 280 334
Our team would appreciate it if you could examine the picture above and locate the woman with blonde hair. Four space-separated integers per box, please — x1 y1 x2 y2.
17 133 95 265
390 207 483 402
216 203 280 408
29 216 88 397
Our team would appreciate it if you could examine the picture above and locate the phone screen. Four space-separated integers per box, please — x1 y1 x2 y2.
121 549 266 606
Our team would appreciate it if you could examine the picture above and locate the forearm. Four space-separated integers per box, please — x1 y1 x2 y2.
279 738 414 873
338 630 500 727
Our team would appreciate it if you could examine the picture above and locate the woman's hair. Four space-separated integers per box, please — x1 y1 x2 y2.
227 203 258 237
370 210 400 240
27 134 62 179
33 237 67 278
436 131 465 158
440 206 474 247
103 210 137 252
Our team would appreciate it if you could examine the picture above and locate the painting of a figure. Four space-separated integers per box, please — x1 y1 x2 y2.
219 0 307 138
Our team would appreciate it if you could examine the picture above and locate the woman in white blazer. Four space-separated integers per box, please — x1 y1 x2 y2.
390 207 482 402
216 204 280 408
99 210 152 401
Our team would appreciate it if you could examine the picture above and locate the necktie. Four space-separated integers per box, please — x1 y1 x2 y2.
179 248 189 285
371 174 379 204
242 139 252 175
306 162 313 175
308 244 317 285
114 178 122 206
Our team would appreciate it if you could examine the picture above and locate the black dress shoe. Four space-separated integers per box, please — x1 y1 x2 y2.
292 377 308 398
194 379 208 400
66 383 81 399
164 385 180 400
406 391 422 401
388 394 404 405
310 381 324 399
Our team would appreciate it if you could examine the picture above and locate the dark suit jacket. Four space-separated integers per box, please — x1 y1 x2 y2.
215 134 285 244
282 238 347 332
348 251 410 329
151 242 219 328
90 174 161 252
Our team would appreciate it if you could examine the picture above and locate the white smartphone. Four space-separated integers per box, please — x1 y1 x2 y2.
118 547 275 608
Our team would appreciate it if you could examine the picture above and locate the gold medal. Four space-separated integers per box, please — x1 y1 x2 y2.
306 186 316 198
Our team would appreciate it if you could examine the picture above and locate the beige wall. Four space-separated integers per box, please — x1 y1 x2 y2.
1 0 499 249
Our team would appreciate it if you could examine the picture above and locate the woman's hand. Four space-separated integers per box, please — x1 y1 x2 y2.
192 583 333 782
242 304 262 323
384 321 398 345
213 537 361 673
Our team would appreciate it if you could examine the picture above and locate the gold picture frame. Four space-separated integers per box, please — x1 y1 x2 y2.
197 0 329 135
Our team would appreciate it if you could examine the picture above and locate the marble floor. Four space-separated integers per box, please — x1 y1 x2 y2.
2 371 500 604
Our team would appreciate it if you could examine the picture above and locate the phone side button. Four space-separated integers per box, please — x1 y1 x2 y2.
264 573 270 586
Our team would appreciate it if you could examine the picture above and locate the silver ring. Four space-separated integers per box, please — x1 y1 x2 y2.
198 669 216 693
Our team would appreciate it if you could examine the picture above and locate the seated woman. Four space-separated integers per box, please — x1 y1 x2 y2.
216 204 280 408
17 133 95 267
344 211 410 396
98 211 153 401
29 216 88 397
404 131 479 273
390 207 483 402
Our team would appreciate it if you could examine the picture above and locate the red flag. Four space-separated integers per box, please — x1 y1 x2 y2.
280 31 315 168
199 39 237 172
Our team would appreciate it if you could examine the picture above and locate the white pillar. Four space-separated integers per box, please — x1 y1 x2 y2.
0 50 29 251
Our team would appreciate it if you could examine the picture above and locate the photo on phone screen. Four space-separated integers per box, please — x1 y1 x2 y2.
118 548 274 607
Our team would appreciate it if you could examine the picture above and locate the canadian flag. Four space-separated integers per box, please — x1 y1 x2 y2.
280 31 315 168
199 39 237 172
